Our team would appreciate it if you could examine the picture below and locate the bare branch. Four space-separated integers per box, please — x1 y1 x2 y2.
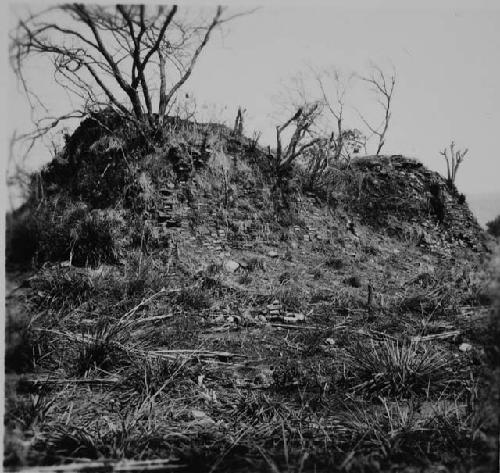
358 65 396 155
163 7 223 111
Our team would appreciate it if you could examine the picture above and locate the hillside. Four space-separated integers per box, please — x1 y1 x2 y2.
4 114 498 472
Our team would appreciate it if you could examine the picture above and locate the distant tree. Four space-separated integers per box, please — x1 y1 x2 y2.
439 141 468 189
358 65 396 155
486 215 500 237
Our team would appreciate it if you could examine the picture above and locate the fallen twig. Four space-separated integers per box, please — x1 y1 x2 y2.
270 323 322 330
5 458 186 472
119 286 195 322
18 377 122 388
411 330 460 342
150 349 246 359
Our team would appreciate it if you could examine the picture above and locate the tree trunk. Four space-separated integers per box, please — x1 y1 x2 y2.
158 50 167 122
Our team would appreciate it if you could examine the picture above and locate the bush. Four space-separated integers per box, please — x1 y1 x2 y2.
5 213 39 268
486 215 500 237
6 200 117 269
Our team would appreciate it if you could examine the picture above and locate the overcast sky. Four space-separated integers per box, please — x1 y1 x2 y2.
4 0 500 197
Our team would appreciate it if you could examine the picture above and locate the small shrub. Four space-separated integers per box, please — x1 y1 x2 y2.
486 215 500 237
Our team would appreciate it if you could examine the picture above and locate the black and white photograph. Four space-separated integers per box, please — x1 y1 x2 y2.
3 1 500 471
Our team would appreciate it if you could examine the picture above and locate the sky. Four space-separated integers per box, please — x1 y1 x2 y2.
4 0 500 202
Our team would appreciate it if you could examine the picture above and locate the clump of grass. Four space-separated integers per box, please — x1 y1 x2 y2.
6 200 118 270
43 425 100 462
237 272 252 285
204 262 223 277
344 338 458 398
274 285 307 312
154 313 202 348
245 256 265 271
278 271 292 284
70 325 125 376
30 268 94 311
125 355 189 396
175 286 212 311
339 395 491 470
338 399 429 470
325 256 344 270
70 213 117 268
311 268 323 280
5 311 47 373
5 393 55 430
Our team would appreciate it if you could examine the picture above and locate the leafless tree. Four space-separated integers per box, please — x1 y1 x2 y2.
440 141 468 188
315 69 351 161
274 102 322 175
358 65 396 155
10 5 249 132
233 106 246 136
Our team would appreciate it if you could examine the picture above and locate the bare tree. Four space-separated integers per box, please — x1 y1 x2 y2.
315 69 351 161
274 103 322 175
10 5 245 131
439 141 468 188
358 65 396 155
233 106 246 136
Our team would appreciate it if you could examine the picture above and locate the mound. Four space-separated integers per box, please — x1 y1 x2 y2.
5 115 496 472
7 112 487 272
347 155 485 252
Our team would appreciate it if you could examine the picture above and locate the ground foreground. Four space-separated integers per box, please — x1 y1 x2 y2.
5 221 499 472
